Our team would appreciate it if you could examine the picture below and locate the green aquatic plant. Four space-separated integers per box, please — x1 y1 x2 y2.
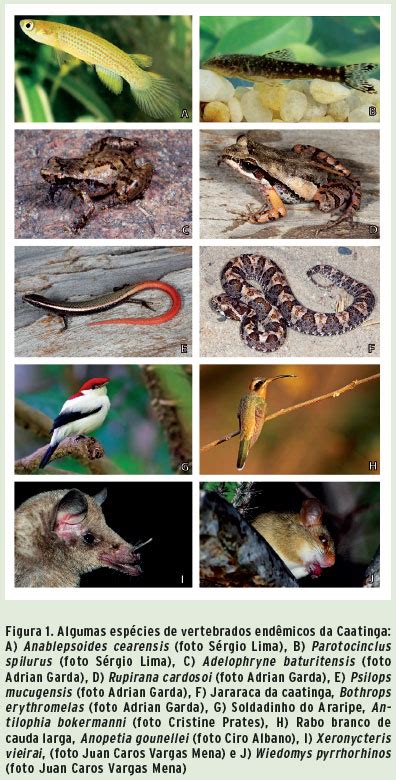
15 14 192 122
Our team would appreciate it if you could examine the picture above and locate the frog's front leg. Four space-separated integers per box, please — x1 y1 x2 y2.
70 187 95 232
47 183 63 204
239 184 287 224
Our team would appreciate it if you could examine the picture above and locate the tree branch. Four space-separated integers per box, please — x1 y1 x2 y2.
15 398 123 474
200 490 298 588
363 548 380 588
15 436 106 474
201 373 380 453
142 365 192 473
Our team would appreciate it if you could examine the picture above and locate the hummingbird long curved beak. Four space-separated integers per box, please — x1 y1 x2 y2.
266 373 297 384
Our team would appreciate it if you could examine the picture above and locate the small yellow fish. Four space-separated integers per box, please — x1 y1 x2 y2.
20 19 177 118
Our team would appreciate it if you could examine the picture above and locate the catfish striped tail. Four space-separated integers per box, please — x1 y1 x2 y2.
343 63 377 93
129 72 177 118
39 443 59 469
237 438 251 471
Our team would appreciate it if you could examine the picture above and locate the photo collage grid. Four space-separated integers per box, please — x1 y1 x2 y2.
7 6 387 597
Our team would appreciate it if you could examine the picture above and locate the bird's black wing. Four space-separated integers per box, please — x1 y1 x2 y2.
51 407 102 432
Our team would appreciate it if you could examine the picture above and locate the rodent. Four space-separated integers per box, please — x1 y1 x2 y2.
251 498 335 579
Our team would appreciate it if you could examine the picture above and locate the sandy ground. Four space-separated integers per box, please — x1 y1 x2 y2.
200 246 380 359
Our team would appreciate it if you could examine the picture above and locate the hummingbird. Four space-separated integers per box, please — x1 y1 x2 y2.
237 375 296 470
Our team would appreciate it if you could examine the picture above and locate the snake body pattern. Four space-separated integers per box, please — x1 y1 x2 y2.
210 254 375 353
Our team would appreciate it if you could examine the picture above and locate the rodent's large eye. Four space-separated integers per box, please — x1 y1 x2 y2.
319 535 329 546
82 532 96 545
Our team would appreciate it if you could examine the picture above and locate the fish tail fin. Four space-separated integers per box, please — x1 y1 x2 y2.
342 63 377 93
39 443 59 470
129 71 178 119
237 438 251 471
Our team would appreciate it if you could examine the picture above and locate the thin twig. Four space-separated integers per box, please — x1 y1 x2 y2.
200 373 380 453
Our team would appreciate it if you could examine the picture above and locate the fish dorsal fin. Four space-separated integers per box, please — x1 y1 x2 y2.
95 64 123 95
264 49 293 61
53 47 80 67
129 53 153 70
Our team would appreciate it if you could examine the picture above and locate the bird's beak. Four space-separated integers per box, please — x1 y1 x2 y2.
266 374 297 385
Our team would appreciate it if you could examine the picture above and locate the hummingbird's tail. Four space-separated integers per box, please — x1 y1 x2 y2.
237 438 251 471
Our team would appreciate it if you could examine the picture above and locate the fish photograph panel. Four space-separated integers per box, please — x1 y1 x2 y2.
200 245 379 359
200 129 379 240
200 482 380 589
15 245 192 358
15 364 192 476
200 364 379 476
15 15 192 123
14 129 192 239
200 15 379 124
14 481 192 589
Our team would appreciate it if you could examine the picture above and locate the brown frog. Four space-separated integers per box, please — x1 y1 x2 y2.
40 136 153 232
218 133 361 229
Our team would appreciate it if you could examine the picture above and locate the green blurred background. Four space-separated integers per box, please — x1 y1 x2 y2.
15 364 192 474
15 15 192 122
200 16 380 70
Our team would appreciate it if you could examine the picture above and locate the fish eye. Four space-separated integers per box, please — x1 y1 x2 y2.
82 533 96 546
23 20 34 31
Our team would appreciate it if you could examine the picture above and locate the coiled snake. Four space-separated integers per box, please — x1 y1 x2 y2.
210 254 375 353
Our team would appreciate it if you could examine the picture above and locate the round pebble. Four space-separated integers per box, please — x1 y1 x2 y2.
302 99 328 120
240 91 273 122
202 101 231 122
279 89 307 121
254 82 288 112
330 99 349 121
200 69 234 102
200 68 380 123
228 97 244 123
234 86 250 99
310 79 350 104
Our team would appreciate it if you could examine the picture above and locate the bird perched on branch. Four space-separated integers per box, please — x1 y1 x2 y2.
39 378 111 469
237 375 296 470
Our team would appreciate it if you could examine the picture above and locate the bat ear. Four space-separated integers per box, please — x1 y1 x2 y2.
93 488 107 506
299 498 323 528
54 489 88 541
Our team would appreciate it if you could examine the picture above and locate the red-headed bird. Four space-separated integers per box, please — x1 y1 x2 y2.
39 378 111 469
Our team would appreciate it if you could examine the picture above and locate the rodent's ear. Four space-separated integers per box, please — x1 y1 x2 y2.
299 498 323 528
53 489 88 541
93 488 107 506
